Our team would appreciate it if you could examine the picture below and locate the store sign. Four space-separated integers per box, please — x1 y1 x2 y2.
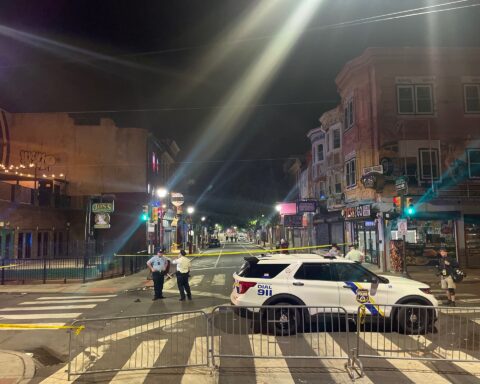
297 200 316 213
284 215 303 228
171 192 185 207
395 177 408 195
278 202 297 216
94 213 111 229
342 204 371 219
92 202 114 213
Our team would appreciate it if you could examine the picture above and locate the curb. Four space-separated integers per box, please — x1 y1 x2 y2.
0 349 36 384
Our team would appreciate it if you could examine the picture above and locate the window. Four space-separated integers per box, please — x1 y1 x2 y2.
345 158 356 188
335 173 342 194
333 128 341 149
333 263 376 283
238 262 289 278
344 98 354 129
317 144 324 162
467 149 480 178
419 149 439 181
397 84 433 114
464 85 480 113
294 263 333 281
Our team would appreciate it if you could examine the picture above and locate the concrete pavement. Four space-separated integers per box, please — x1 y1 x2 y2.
0 349 35 384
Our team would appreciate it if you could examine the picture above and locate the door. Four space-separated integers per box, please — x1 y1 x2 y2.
334 263 389 315
465 216 480 267
0 229 14 259
290 263 340 315
17 232 33 259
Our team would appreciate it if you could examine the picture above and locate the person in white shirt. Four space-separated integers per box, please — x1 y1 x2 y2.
173 250 192 301
325 243 341 257
345 244 365 263
147 249 170 300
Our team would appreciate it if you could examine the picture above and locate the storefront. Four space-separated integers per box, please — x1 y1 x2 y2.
313 211 344 249
343 204 380 266
390 212 459 266
464 215 480 267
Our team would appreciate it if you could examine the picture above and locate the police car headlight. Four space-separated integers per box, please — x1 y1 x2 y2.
419 288 432 295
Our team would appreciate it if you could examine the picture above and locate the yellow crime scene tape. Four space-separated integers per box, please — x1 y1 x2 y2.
115 243 347 258
0 324 85 334
0 264 18 269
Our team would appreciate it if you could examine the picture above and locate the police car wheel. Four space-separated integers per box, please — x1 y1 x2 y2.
265 303 299 336
397 305 431 334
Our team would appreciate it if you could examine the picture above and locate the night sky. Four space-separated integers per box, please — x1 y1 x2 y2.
0 0 479 225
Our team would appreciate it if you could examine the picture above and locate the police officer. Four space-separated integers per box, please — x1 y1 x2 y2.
147 249 170 301
173 250 192 301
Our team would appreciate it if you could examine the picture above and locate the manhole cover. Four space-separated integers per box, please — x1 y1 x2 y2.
27 347 64 366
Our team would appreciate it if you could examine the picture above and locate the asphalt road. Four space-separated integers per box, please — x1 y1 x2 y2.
2 242 480 383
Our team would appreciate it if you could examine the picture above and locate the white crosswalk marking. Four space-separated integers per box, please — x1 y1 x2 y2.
181 337 210 384
212 274 225 286
360 333 451 383
0 313 82 319
20 299 110 305
36 295 117 300
0 304 97 311
110 340 166 383
189 275 204 286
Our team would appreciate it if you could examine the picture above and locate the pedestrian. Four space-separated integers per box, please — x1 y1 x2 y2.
325 243 341 257
345 244 364 263
437 247 458 306
173 250 192 301
280 238 289 254
146 249 170 301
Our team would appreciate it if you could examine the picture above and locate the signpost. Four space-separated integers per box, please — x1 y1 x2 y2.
395 177 408 196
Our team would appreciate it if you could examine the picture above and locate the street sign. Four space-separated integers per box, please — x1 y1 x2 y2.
94 213 111 229
397 219 408 236
171 192 184 207
147 223 155 233
92 202 114 213
395 177 408 195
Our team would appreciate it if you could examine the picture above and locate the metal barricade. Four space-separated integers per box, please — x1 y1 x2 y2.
67 310 209 379
348 303 480 379
210 305 352 371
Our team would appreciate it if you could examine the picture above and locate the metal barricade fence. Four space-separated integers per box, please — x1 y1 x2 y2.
67 310 209 379
348 303 480 379
210 305 352 369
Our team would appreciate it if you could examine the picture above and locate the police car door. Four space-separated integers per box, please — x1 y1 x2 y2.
291 262 340 313
334 263 388 315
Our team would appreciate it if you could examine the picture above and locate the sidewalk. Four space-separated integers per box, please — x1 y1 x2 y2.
0 350 35 384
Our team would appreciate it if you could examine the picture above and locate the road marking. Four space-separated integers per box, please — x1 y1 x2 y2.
181 337 210 384
36 295 117 300
212 274 225 286
0 304 97 311
360 333 451 383
189 275 204 286
110 340 165 383
458 298 480 303
214 244 225 268
0 313 82 320
21 299 110 305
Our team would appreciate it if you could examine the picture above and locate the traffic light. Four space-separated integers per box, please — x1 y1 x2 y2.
393 196 402 213
152 207 158 222
405 197 416 216
141 205 149 221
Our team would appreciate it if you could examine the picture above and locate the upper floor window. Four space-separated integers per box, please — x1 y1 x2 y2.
333 128 341 149
344 98 354 130
464 85 480 113
345 158 356 188
397 84 433 114
334 173 342 193
317 143 324 162
419 148 440 181
467 149 480 178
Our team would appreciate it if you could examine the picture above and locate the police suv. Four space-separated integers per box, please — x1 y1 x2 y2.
231 253 438 334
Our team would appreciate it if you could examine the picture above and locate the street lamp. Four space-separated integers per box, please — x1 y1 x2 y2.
157 187 168 198
275 204 281 212
187 206 195 215
201 216 206 222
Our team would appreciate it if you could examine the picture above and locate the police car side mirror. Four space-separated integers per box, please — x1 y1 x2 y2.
370 277 379 296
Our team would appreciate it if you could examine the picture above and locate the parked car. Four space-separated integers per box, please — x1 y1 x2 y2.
231 253 438 335
208 239 221 248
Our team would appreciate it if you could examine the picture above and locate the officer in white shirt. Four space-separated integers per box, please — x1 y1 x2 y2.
173 250 192 301
345 244 365 263
147 249 170 301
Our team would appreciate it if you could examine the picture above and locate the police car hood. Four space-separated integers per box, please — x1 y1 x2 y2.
379 274 429 288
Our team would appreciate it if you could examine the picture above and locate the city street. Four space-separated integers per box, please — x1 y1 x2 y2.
1 243 480 383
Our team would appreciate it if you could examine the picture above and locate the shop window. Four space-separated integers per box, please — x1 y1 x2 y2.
345 158 356 188
467 149 480 178
294 263 333 281
333 128 341 149
397 84 433 114
344 98 354 130
419 148 440 181
464 84 480 113
317 143 324 162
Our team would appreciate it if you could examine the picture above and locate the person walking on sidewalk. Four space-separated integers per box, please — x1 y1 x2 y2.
437 248 458 306
147 249 170 301
173 249 192 301
345 244 365 263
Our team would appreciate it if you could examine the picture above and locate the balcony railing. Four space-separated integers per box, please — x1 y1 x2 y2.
434 181 480 199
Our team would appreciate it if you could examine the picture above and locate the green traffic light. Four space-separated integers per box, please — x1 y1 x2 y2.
141 213 149 221
406 207 415 215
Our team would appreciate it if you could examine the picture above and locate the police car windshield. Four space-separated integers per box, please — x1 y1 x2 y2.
237 259 289 279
